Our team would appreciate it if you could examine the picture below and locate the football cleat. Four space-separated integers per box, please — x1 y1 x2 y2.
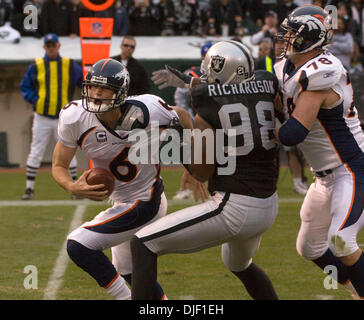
173 189 193 201
21 188 34 200
293 180 308 195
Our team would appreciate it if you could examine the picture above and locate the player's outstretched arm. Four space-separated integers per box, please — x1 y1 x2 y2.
52 141 108 201
151 65 202 89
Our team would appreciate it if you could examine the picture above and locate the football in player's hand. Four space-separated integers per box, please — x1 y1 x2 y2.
86 168 115 196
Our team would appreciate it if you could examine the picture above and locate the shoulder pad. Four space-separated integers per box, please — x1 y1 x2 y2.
300 53 343 91
305 65 342 91
118 104 147 131
59 100 83 125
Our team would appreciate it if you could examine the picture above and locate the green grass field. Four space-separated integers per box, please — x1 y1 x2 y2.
0 167 362 300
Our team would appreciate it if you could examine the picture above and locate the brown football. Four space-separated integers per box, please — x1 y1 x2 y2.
86 168 115 196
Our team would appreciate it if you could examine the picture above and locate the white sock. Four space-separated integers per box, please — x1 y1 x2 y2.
26 180 35 190
293 178 302 185
105 275 131 300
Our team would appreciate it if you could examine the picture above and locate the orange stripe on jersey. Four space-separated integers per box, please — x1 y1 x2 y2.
104 274 119 288
84 200 140 229
148 164 159 201
317 119 344 164
78 126 97 149
338 164 356 231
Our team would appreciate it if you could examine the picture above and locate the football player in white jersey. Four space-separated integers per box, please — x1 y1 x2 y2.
52 58 189 299
274 5 364 299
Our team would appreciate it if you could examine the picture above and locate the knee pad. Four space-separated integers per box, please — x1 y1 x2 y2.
296 237 328 261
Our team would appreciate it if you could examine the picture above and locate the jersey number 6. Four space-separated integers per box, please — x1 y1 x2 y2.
109 147 138 182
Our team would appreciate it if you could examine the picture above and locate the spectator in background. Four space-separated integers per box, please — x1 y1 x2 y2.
0 0 12 26
251 10 278 45
195 0 209 35
329 16 354 70
156 0 175 36
349 0 364 59
128 0 162 35
293 0 312 5
40 0 69 36
337 1 361 46
207 0 244 37
21 0 43 37
68 0 93 38
20 33 82 200
250 0 280 27
113 0 129 35
111 35 150 95
171 0 197 35
279 0 298 24
0 0 21 43
311 0 324 7
257 38 273 59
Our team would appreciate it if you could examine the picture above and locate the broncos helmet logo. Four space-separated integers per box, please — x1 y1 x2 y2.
291 15 326 32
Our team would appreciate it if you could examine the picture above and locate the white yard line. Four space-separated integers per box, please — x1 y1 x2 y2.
315 294 335 300
43 205 86 300
0 197 304 207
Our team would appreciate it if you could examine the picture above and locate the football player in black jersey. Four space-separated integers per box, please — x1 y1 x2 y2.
130 40 282 300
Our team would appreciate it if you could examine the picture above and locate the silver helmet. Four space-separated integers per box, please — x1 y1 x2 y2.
200 40 255 84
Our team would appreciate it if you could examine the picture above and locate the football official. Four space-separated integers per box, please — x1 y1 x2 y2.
20 33 82 200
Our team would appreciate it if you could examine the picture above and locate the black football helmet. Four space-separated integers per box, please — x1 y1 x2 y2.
82 58 129 113
280 5 333 58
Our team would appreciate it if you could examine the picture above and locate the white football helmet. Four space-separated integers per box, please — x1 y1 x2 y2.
200 40 255 84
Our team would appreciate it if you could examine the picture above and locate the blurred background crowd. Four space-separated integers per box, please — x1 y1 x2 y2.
1 0 364 72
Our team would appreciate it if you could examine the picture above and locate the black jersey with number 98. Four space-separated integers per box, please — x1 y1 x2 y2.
191 70 279 198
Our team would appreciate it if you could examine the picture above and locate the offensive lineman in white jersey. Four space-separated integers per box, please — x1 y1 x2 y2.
274 5 364 299
52 58 191 299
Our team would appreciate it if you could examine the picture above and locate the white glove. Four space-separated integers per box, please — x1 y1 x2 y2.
151 65 192 89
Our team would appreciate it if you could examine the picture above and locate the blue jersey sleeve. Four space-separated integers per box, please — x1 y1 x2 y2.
72 61 83 88
20 64 38 105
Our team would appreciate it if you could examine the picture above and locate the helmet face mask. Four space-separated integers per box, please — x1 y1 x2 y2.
279 5 333 59
200 40 255 85
82 59 129 114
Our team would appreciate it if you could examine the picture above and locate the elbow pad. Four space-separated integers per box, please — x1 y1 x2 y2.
278 117 309 146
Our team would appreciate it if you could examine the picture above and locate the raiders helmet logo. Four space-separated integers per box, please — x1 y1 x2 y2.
211 55 225 73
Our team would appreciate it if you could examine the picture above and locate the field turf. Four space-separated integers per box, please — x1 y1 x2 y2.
0 167 362 300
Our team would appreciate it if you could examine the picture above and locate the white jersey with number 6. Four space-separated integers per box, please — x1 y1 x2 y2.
58 94 178 203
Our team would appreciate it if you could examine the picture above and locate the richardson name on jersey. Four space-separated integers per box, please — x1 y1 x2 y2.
207 80 275 97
